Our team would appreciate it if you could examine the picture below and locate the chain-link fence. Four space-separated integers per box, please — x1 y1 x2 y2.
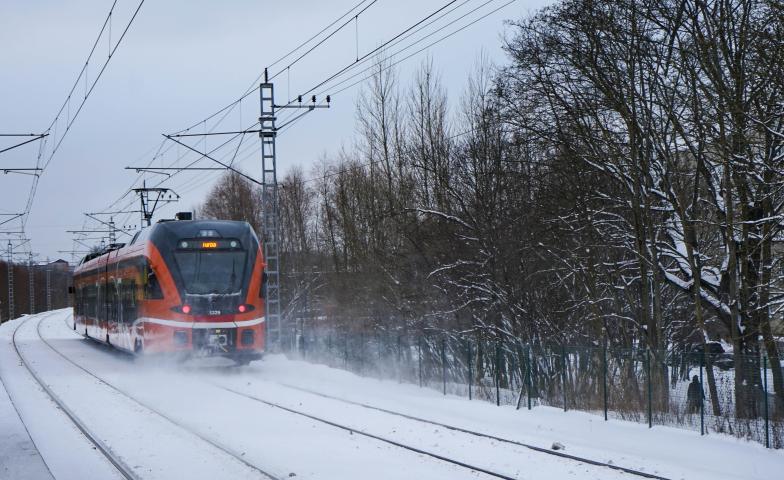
287 328 784 449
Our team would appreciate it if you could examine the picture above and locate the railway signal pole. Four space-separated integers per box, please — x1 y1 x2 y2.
46 259 52 312
259 69 329 350
28 252 35 314
6 241 13 321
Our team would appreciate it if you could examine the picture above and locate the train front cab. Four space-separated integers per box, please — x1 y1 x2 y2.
135 221 266 364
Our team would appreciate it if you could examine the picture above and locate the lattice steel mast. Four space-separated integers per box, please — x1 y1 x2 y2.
258 70 329 350
259 78 281 348
6 241 13 321
28 252 34 314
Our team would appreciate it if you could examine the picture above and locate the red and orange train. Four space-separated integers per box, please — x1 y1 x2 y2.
72 216 266 364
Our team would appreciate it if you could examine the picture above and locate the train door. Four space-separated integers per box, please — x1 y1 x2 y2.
100 257 110 341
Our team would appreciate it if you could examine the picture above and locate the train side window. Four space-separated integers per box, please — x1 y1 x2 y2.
145 267 164 300
126 282 138 323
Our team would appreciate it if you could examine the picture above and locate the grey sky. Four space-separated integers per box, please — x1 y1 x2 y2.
0 0 550 262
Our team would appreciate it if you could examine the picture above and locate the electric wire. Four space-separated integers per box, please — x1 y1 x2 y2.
268 0 379 82
292 0 459 103
82 0 510 254
22 0 146 233
316 0 502 96
172 0 378 136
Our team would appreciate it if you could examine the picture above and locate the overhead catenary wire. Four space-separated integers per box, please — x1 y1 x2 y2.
116 0 477 200
22 0 146 232
291 0 459 103
144 0 481 195
172 0 378 136
131 1 488 200
316 0 504 97
84 0 512 251
89 0 386 236
267 0 380 82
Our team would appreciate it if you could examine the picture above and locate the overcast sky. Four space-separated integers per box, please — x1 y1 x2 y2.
0 0 551 262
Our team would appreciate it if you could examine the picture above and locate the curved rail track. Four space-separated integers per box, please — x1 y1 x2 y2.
217 383 521 480
267 381 672 479
31 314 281 480
10 313 139 480
42 312 671 480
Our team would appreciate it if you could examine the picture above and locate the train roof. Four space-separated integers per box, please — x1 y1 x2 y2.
77 219 258 270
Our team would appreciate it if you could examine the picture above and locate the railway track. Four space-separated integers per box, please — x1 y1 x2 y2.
216 382 521 480
43 312 669 479
10 313 139 480
269 381 672 479
216 377 672 480
32 314 281 480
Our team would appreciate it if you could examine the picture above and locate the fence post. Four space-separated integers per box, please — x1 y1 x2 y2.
561 345 567 412
527 344 532 410
344 333 349 369
647 348 652 429
441 336 447 396
467 339 473 400
418 336 423 388
358 331 364 375
397 334 402 383
764 354 770 449
700 351 705 436
495 341 501 407
603 345 608 421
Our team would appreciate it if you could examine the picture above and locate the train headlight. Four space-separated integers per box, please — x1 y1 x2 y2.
238 304 247 313
182 305 191 314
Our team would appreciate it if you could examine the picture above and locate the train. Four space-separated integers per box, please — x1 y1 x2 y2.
71 215 266 364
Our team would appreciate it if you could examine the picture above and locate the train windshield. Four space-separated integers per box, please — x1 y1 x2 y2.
174 250 247 295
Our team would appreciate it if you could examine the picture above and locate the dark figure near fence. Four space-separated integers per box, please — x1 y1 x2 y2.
687 375 704 414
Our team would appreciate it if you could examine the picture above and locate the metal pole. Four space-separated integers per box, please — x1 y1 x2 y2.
260 78 281 350
344 333 348 369
28 253 34 314
700 351 705 436
764 355 770 448
397 334 402 383
467 339 472 400
603 345 608 421
46 262 52 311
495 341 501 407
441 336 447 395
562 345 567 411
527 345 533 410
358 331 364 375
6 241 13 321
647 348 652 428
418 336 423 388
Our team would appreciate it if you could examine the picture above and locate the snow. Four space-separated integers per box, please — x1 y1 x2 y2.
0 372 53 480
0 315 122 480
1 309 782 480
229 356 784 480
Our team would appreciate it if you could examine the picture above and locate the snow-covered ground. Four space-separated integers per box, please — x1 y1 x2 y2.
1 310 781 480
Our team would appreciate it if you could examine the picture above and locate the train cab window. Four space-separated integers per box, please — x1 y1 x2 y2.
145 268 164 299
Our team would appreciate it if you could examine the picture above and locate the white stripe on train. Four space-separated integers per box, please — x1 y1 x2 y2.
133 316 266 329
